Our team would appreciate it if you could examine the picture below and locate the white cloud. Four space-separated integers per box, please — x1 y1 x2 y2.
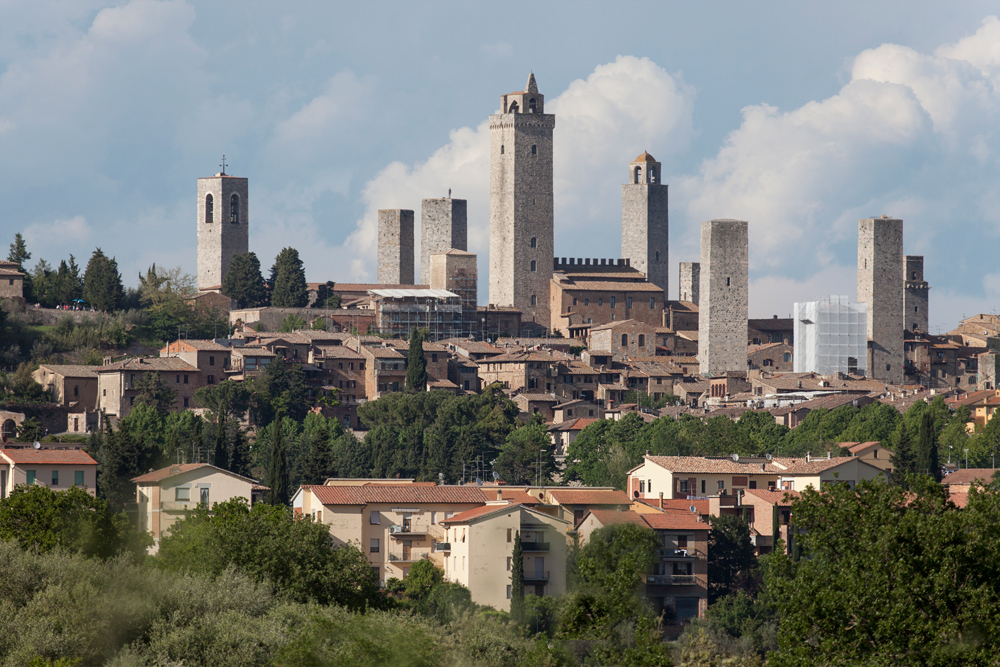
23 215 93 258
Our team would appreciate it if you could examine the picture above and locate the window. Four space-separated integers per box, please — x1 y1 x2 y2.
701 480 706 494
230 194 240 223
207 375 215 385
678 479 688 493
783 352 791 362
209 355 215 366
650 297 655 309
102 389 106 397
530 260 536 272
627 297 633 309
200 488 209 505
507 557 512 571
75 470 84 486
507 585 512 600
717 480 725 491
639 480 645 493
205 194 213 223
370 511 381 525
26 470 35 486
129 396 135 406
726 277 731 287
610 296 616 309
370 539 380 553
584 298 589 306
52 470 58 486
73 385 79 398
529 97 536 112
175 487 190 501
677 535 688 548
530 237 536 248
638 334 645 347
531 144 537 155
501 145 505 154
598 298 602 306
621 334 628 347
507 528 512 543
530 294 536 306
749 480 757 489
176 374 180 384
183 397 189 407
183 375 189 384
572 298 577 306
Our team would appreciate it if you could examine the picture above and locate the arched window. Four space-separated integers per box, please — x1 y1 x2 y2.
501 145 505 155
205 194 214 224
783 352 791 362
508 101 519 113
911 271 917 279
530 294 537 306
230 194 240 224
638 334 646 348
634 166 642 184
621 334 628 347
531 145 537 155
529 98 536 113
530 260 536 272
650 169 657 183
530 237 536 248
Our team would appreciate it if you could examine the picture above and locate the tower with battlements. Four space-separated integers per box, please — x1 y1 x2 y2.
904 255 929 333
489 73 555 330
622 152 669 298
857 217 904 384
197 169 249 292
698 219 748 375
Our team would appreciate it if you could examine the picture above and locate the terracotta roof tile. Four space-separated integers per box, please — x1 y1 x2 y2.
942 468 999 486
305 484 490 506
441 502 521 523
743 488 800 505
586 509 647 527
547 489 630 505
1 449 97 465
641 513 708 531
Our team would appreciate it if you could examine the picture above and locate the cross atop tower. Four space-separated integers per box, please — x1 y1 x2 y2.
219 155 227 176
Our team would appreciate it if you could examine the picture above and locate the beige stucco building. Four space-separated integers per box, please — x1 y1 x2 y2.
441 502 570 612
131 463 266 543
0 447 97 499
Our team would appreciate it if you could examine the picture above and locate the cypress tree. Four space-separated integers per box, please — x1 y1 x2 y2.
405 328 427 392
213 418 228 471
268 416 289 506
269 247 309 307
511 530 525 622
890 421 916 487
221 252 268 309
917 411 940 482
82 248 123 311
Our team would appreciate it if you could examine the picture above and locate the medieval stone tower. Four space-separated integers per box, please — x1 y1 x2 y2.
197 170 249 292
679 262 700 305
904 255 929 333
621 152 669 297
698 219 748 376
489 72 555 329
421 198 467 285
377 209 415 285
857 217 904 384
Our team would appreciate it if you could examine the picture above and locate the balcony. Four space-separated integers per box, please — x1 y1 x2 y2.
658 548 700 559
523 571 550 583
160 501 195 512
434 542 451 553
647 574 697 586
389 524 430 537
387 552 430 563
521 542 550 552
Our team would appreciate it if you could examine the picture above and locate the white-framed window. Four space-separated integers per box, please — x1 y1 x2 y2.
175 487 190 501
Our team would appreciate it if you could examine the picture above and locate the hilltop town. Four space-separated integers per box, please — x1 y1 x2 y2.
3 72 1000 665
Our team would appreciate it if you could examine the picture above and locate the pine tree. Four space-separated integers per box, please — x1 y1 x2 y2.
268 416 290 506
82 248 123 311
890 421 916 487
269 247 308 307
405 328 427 392
511 530 525 622
916 411 941 482
221 252 268 309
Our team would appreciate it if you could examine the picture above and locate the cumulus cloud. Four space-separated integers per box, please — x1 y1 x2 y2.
333 56 696 285
24 215 92 249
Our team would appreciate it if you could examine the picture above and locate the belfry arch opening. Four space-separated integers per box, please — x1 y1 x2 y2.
634 166 642 184
205 194 213 224
230 194 240 224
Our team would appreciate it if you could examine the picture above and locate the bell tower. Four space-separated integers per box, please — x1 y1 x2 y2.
622 151 668 298
489 73 555 331
197 159 249 292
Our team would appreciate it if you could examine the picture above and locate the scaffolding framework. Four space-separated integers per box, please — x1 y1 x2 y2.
794 295 868 375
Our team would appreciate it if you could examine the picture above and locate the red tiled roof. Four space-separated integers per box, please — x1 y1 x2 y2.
441 502 522 524
547 489 630 506
641 513 708 531
500 489 539 504
846 441 881 454
1 449 97 465
647 499 711 515
949 490 970 509
942 468 999 486
132 463 209 483
585 509 647 527
743 488 801 505
305 484 490 506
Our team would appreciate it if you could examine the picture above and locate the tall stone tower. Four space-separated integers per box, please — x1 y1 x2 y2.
698 220 748 376
377 209 415 285
430 249 478 337
197 170 249 292
857 217 904 384
904 255 929 332
621 152 669 297
489 72 555 330
679 262 700 305
421 198 467 285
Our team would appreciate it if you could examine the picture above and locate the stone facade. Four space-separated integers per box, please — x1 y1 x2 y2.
420 198 467 285
904 255 929 333
489 73 555 330
621 152 668 297
377 209 415 285
197 174 249 291
430 249 478 337
698 219 748 376
857 217 904 384
678 262 700 305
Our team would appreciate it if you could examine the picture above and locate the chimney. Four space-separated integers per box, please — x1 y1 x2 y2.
497 489 503 501
658 492 664 509
806 451 811 463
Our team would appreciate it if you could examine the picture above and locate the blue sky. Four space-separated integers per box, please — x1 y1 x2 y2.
2 1 999 332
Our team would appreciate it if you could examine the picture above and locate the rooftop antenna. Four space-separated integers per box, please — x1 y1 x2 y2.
219 155 227 176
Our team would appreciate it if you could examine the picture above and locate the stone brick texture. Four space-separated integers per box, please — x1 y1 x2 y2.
197 175 249 291
420 199 467 285
621 160 668 299
904 254 929 333
698 220 748 375
377 209 415 285
857 218 904 384
679 262 700 305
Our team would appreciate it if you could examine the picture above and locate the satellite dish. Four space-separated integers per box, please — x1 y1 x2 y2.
765 453 772 461
476 477 482 486
731 453 739 462
33 441 41 450
689 505 697 514
492 471 500 480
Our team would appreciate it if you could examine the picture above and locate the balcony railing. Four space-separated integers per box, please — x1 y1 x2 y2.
387 552 430 563
389 524 430 536
658 548 701 559
646 574 697 586
521 542 550 552
523 571 550 582
434 542 451 552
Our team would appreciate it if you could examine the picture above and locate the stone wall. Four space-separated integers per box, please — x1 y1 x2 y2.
621 182 668 297
698 220 748 375
904 254 929 333
197 175 249 291
679 262 700 305
857 218 904 384
377 209 415 284
420 199 467 285
430 250 478 337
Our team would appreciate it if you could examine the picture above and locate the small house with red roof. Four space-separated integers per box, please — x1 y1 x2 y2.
0 446 97 498
843 441 895 472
